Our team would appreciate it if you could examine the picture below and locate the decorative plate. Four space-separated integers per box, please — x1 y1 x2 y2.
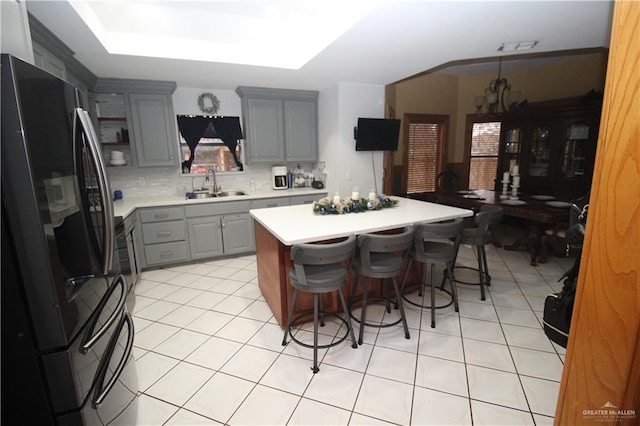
546 201 571 208
501 200 527 206
531 195 555 201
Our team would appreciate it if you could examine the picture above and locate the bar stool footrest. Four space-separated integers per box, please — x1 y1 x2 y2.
402 287 454 310
450 265 491 286
348 297 403 328
287 312 352 350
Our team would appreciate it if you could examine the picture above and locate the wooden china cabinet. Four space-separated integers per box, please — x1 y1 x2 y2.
496 92 603 200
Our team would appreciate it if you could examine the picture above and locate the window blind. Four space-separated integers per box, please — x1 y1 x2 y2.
407 122 441 193
469 122 501 190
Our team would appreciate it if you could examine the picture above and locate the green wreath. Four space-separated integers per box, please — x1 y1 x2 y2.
197 93 220 114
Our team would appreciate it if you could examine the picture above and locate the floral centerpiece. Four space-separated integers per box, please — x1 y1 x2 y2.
312 194 398 215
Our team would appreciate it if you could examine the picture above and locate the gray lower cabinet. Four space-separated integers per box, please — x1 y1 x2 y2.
250 197 290 209
187 216 224 259
221 213 255 254
289 194 324 205
136 195 324 269
139 206 189 267
185 201 254 260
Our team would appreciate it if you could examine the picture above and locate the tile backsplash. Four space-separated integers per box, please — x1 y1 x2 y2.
106 163 317 199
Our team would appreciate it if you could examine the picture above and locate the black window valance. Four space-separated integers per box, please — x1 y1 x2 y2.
177 115 244 173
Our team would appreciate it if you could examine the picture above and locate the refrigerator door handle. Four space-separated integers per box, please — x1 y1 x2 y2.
92 312 134 408
80 275 127 354
74 108 115 275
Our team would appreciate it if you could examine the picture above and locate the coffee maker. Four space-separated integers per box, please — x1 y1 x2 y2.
272 166 288 190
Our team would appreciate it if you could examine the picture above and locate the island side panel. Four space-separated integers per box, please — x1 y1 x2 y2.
254 220 289 326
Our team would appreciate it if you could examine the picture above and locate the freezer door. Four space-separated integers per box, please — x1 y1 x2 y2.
41 275 126 414
56 312 135 426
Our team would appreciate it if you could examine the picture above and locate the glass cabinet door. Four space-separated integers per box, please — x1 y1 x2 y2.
528 124 551 177
503 127 522 174
93 93 129 145
562 122 590 178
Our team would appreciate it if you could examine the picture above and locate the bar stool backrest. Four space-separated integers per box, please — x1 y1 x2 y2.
290 234 356 286
414 218 464 258
357 226 414 271
472 205 503 246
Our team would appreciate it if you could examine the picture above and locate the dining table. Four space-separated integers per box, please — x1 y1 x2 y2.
422 189 572 266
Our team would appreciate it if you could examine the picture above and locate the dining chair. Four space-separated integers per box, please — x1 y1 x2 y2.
282 234 358 373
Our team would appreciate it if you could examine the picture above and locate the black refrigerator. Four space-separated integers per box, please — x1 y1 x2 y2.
1 54 135 425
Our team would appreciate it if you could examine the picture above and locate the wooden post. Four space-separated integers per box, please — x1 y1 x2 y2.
554 1 640 424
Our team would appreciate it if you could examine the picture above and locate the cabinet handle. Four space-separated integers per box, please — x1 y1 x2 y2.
303 200 313 204
267 203 277 208
157 231 172 237
155 213 169 219
159 251 174 257
221 222 226 228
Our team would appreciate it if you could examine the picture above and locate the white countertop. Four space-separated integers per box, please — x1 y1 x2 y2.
250 197 474 245
112 188 327 219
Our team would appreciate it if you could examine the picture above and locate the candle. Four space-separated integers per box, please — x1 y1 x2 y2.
368 191 376 201
512 176 521 186
351 186 360 200
333 193 341 204
512 165 520 175
503 171 510 182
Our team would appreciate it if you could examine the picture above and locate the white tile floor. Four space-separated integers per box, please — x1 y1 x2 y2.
110 241 573 425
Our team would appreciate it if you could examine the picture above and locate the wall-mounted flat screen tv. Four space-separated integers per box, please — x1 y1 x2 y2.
354 118 401 151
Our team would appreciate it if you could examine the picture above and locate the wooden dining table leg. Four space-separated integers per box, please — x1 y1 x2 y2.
527 221 542 266
503 220 544 266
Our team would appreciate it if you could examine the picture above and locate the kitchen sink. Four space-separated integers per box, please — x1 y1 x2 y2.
216 191 247 197
189 189 247 199
191 190 215 199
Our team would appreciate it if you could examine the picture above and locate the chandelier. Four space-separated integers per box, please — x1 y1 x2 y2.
474 57 522 117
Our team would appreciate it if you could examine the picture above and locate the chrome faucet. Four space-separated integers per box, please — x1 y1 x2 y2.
205 168 219 192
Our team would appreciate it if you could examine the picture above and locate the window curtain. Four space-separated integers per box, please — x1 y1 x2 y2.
176 116 244 172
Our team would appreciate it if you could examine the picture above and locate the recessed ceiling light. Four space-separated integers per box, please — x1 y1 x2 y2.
498 41 539 52
68 0 381 70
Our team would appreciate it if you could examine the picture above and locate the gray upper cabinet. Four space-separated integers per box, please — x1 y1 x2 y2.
284 100 318 162
129 93 178 167
245 98 285 162
236 86 319 164
32 41 66 80
93 79 179 168
29 13 97 99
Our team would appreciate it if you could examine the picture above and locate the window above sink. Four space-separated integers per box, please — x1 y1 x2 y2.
179 136 245 174
176 115 245 174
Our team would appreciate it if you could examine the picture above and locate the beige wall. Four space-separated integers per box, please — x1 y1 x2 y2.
389 52 608 165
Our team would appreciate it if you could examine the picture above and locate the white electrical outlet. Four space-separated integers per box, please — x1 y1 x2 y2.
345 170 352 180
138 176 146 186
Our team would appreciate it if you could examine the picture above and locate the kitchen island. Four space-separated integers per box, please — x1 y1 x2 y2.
250 197 474 326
